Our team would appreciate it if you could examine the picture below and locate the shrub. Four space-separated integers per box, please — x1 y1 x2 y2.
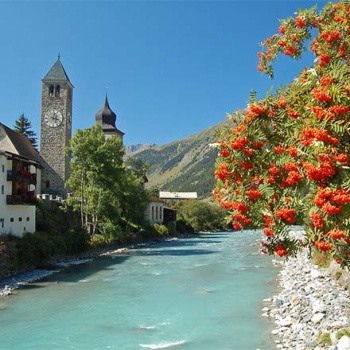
153 223 169 236
175 219 195 234
62 229 90 254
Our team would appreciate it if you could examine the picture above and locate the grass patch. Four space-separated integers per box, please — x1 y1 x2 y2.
312 251 333 268
335 271 343 280
337 328 350 340
318 332 332 345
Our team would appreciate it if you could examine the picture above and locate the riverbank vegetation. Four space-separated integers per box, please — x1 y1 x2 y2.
0 124 226 279
214 1 350 267
0 199 226 279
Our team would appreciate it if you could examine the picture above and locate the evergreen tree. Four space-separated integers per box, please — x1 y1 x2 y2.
14 114 38 149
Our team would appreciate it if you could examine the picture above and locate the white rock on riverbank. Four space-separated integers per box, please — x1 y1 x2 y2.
264 249 350 350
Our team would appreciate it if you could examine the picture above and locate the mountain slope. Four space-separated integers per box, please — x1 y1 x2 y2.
132 119 233 198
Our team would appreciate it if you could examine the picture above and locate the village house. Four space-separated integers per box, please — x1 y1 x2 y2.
0 123 41 236
0 56 166 236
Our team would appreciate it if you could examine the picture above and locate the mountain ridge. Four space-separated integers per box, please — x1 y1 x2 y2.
130 118 234 198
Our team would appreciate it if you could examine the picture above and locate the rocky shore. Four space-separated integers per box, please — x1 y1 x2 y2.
0 247 128 297
263 249 350 350
0 236 187 298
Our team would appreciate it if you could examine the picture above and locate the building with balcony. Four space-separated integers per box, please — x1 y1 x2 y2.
0 123 41 236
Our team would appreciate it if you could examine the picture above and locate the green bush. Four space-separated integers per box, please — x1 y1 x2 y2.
177 200 226 232
140 223 158 240
153 223 169 236
0 229 91 277
90 234 109 247
62 229 90 254
175 219 195 234
166 222 177 235
16 232 56 267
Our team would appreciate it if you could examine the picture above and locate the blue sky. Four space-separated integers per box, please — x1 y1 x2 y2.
0 0 326 146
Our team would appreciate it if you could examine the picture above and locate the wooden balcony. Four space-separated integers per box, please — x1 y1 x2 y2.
7 170 37 185
6 193 36 206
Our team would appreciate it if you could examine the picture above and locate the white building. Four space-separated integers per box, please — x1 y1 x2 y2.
0 123 41 236
159 191 198 199
145 199 164 224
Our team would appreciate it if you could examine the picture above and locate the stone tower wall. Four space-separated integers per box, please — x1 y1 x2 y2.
40 81 73 197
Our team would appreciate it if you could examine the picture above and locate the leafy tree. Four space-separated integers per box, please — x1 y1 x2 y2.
118 167 149 229
177 200 227 232
214 1 350 267
14 114 37 148
125 156 149 180
66 124 125 235
146 186 161 199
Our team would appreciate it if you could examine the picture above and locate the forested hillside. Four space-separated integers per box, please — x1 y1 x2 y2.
131 118 234 198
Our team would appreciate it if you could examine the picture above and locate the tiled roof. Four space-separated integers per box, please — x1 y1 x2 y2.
42 57 72 84
0 123 40 163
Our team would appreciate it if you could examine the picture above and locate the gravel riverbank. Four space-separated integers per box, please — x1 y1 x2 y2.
263 249 350 350
0 247 129 297
0 236 188 298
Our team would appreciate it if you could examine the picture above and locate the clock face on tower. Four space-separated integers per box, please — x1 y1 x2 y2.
44 109 63 127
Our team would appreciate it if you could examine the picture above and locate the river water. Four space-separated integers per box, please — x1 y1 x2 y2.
0 231 279 350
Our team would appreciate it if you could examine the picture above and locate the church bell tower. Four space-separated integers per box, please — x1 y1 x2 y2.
40 56 73 197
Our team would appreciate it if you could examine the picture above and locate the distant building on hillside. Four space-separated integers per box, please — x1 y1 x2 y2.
159 191 198 199
0 123 41 236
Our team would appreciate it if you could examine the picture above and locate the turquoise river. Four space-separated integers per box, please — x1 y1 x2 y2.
0 231 280 350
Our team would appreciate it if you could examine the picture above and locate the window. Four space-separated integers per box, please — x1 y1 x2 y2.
1 164 4 173
55 85 60 97
10 218 14 222
19 217 22 222
49 85 54 96
45 180 50 188
0 219 4 228
26 217 30 222
1 185 4 195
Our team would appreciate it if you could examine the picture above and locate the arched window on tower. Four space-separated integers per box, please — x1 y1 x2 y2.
55 85 60 97
49 85 54 97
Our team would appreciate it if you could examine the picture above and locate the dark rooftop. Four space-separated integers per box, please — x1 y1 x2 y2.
42 56 72 84
0 123 40 163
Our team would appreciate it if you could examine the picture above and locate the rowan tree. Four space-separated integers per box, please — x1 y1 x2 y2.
214 1 350 266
